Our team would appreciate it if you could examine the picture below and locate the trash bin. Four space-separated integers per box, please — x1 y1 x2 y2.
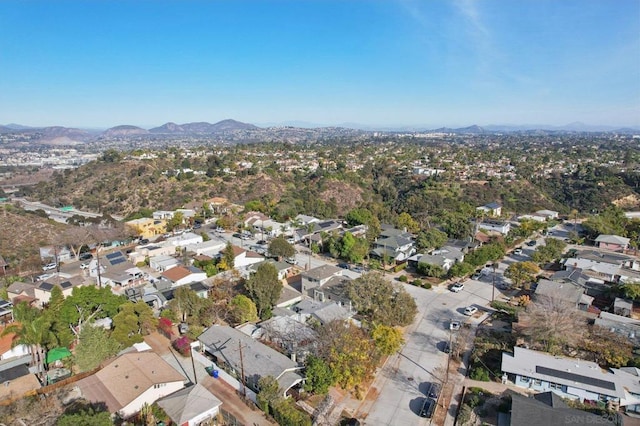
213 370 219 378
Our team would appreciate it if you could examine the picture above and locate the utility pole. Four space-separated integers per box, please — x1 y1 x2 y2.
492 262 498 302
446 322 452 384
238 340 247 398
96 244 102 288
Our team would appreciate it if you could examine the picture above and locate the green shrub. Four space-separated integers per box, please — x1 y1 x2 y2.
398 275 408 282
393 263 407 273
470 367 490 382
423 282 432 289
412 279 423 287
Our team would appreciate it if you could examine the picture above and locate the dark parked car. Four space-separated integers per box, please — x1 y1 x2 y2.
79 253 93 261
526 240 537 247
419 398 436 418
337 263 350 269
442 341 451 354
428 382 441 399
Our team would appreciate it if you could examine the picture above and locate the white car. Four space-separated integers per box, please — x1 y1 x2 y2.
449 321 461 331
450 282 464 293
42 262 57 271
80 262 89 270
464 306 478 316
513 248 523 255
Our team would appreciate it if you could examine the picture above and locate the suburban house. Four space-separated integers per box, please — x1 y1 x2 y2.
184 238 227 257
34 276 85 307
595 234 631 253
562 249 640 284
245 212 288 237
197 325 304 397
476 202 502 217
290 299 352 325
0 325 29 361
156 383 223 426
76 351 185 419
614 298 633 317
371 226 415 263
293 219 344 244
149 255 181 273
533 279 593 311
128 243 176 264
301 265 343 298
227 245 264 269
408 253 455 271
536 209 559 220
39 245 73 263
258 314 316 361
294 214 320 226
125 217 167 239
160 265 207 287
507 392 619 426
594 312 640 346
166 232 204 248
6 281 37 305
501 346 640 409
91 251 145 289
248 259 293 280
477 220 511 235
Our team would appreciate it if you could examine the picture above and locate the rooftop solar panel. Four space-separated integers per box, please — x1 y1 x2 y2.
105 252 122 260
110 258 126 266
536 366 616 391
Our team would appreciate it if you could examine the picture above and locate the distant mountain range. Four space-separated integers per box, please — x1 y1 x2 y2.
1 119 638 145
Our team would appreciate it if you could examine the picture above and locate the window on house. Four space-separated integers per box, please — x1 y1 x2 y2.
520 376 530 383
533 379 542 386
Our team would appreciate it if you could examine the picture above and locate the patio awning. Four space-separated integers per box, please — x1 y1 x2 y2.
46 347 71 364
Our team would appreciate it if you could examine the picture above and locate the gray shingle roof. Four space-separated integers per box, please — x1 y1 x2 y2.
198 325 303 389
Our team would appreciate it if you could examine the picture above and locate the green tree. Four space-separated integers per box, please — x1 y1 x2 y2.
256 375 280 415
504 261 540 289
111 301 157 347
268 236 295 259
371 324 404 356
345 208 374 226
74 325 121 372
219 241 235 270
416 262 445 278
56 407 113 426
347 272 417 327
303 355 334 394
170 287 201 323
2 302 55 380
317 321 379 391
245 262 282 319
229 295 258 324
396 212 420 233
166 211 185 232
59 286 127 342
448 261 475 278
619 282 640 301
415 228 448 251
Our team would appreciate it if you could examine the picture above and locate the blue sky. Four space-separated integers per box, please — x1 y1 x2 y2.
1 0 638 128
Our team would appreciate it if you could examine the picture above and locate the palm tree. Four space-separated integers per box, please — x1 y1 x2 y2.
2 302 55 382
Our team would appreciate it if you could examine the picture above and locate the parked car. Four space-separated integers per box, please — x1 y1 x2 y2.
80 263 89 270
140 238 150 245
526 240 537 247
351 266 365 273
442 341 451 354
79 253 93 261
178 323 189 335
513 248 523 255
337 263 350 269
464 306 478 316
215 227 225 233
285 257 297 265
428 382 441 399
450 282 464 293
419 397 436 418
256 240 268 245
449 320 461 331
471 273 481 280
42 262 57 271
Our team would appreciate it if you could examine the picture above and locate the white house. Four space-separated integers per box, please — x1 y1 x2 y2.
161 266 207 287
476 202 502 217
166 232 203 248
149 255 181 273
477 220 511 235
157 383 222 426
76 352 185 419
536 209 559 220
